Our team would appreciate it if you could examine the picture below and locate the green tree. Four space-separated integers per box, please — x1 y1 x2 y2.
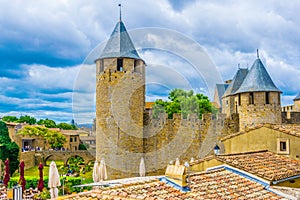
57 123 77 130
37 118 56 128
152 89 216 119
0 121 20 176
2 116 18 122
17 115 36 125
44 130 67 149
78 143 87 150
18 126 66 149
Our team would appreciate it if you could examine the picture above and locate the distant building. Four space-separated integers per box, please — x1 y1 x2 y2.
282 92 300 123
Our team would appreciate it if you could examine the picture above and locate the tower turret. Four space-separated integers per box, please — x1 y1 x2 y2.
234 57 282 130
95 12 146 178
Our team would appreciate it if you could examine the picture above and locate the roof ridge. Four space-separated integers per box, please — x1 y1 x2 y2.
217 150 268 157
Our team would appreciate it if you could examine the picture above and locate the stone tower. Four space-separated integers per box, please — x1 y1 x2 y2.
222 68 248 117
293 93 300 111
234 57 282 130
95 15 146 178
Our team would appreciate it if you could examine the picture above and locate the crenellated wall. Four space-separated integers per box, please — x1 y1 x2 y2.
142 112 227 176
282 112 300 124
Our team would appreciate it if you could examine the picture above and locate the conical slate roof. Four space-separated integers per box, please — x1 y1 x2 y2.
98 20 141 60
222 68 248 98
294 92 300 101
216 83 229 104
234 59 281 94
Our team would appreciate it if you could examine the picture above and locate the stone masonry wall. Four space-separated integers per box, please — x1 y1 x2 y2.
143 113 226 176
96 58 145 179
238 92 281 130
282 112 300 124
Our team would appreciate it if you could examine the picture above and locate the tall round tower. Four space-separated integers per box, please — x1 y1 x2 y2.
234 56 282 130
95 14 146 178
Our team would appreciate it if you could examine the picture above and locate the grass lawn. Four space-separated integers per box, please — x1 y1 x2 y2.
12 160 94 184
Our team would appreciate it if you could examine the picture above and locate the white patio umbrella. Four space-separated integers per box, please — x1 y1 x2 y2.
92 160 100 182
175 158 180 166
48 161 61 199
99 158 107 181
139 157 145 177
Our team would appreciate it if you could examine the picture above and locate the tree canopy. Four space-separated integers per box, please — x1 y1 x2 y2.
2 115 77 130
0 121 20 176
37 118 56 128
18 126 67 149
152 89 217 119
2 115 36 125
57 123 77 130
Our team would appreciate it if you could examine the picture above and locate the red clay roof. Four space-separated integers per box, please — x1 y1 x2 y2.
216 151 300 182
145 102 155 109
62 168 285 199
191 150 300 182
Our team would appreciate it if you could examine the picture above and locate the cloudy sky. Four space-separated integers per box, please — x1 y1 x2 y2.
1 0 300 124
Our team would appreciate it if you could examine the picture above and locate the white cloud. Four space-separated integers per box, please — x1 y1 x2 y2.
1 0 300 122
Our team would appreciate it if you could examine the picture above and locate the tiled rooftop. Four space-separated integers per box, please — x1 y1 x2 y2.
191 150 300 183
221 124 300 141
61 168 285 200
216 151 300 182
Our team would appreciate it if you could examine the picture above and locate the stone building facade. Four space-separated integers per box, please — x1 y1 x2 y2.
220 56 282 131
95 17 296 179
95 17 229 179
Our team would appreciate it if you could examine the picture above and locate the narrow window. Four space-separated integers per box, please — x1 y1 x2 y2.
100 60 104 72
249 92 254 104
134 60 137 72
280 141 287 151
265 92 270 104
238 94 241 106
70 138 73 142
117 59 123 71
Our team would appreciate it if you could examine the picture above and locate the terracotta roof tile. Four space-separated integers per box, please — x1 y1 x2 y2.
61 168 285 199
216 151 300 182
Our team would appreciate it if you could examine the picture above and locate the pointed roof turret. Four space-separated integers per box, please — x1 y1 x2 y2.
222 68 248 98
97 14 142 60
234 58 281 94
294 92 300 101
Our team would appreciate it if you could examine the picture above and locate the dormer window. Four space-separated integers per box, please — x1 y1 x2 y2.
117 59 123 71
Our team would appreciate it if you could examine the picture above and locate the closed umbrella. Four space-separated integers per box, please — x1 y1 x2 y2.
37 162 44 191
139 157 145 177
3 158 10 187
19 160 26 192
48 161 61 199
99 158 107 181
175 158 180 166
92 160 100 182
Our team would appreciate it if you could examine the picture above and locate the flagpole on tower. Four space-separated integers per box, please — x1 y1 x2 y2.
118 3 122 21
